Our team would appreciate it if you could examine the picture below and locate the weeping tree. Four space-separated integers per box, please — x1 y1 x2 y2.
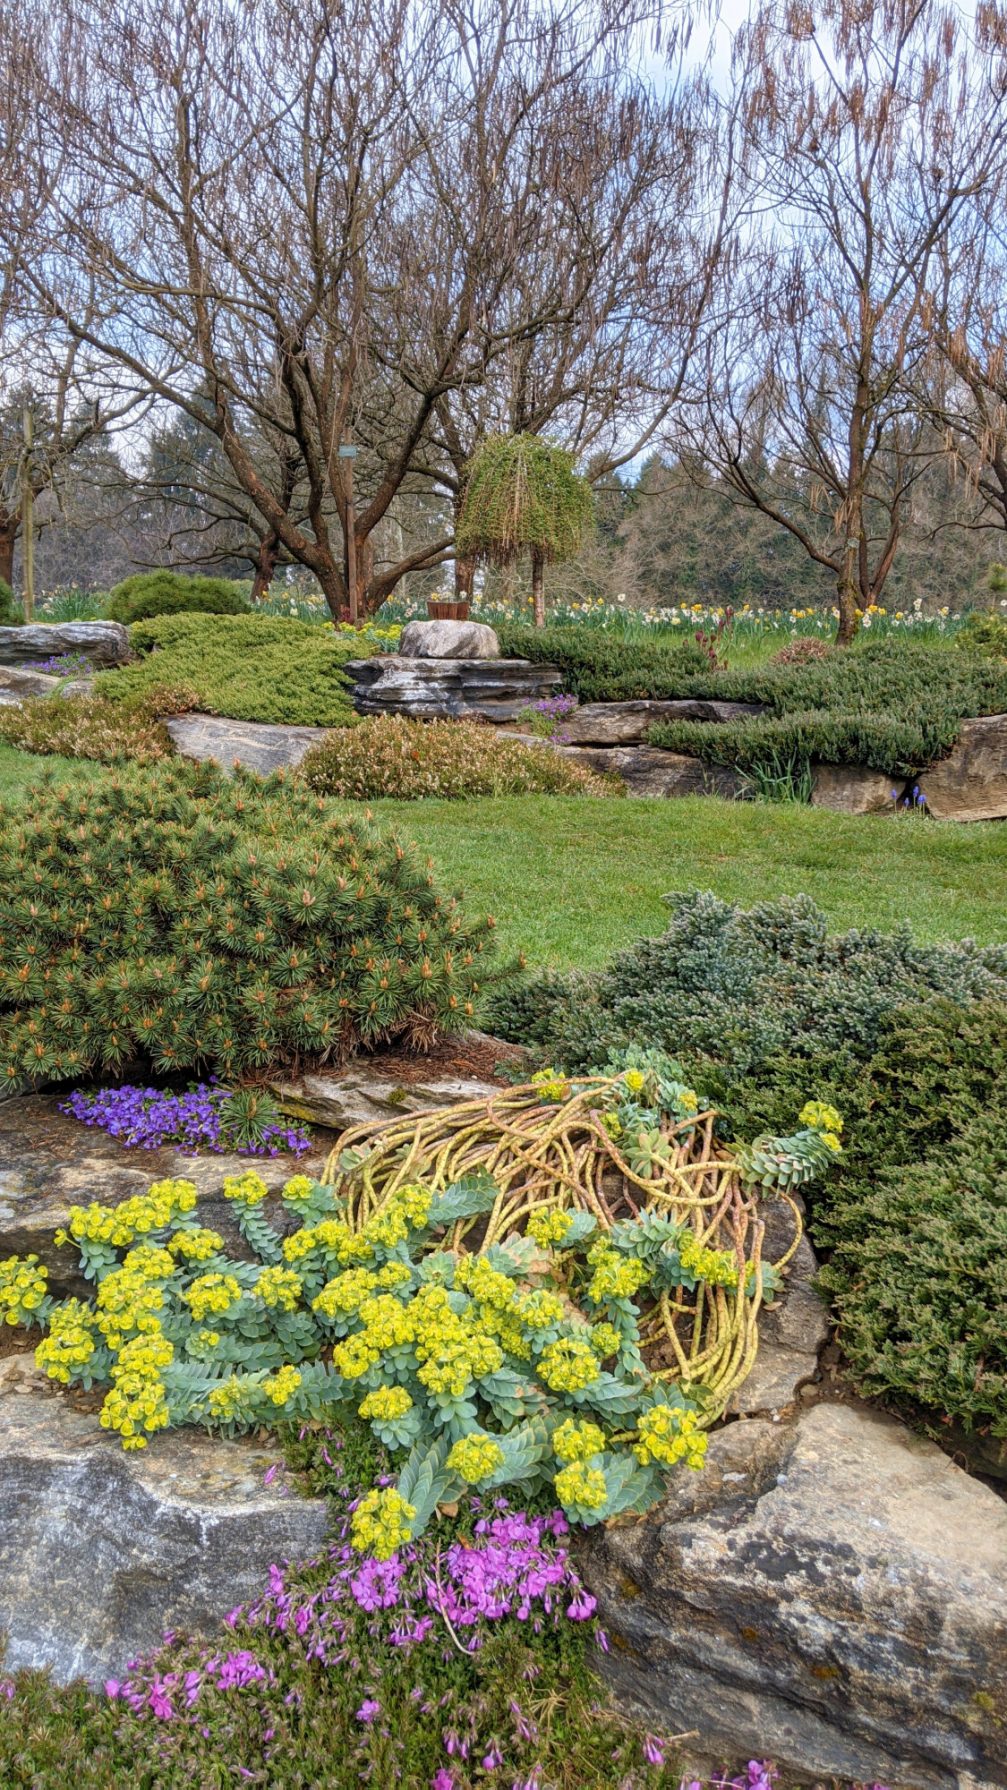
456 434 594 626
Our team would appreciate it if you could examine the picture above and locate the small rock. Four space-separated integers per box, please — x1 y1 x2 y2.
165 713 328 775
811 763 901 814
0 1355 328 1685
398 620 500 660
555 743 743 798
0 622 131 667
272 1068 504 1133
918 713 1007 822
561 698 764 746
0 665 67 703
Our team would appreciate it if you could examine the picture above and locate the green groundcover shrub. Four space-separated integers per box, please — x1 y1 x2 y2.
646 637 1007 777
95 612 362 727
495 624 710 701
0 759 506 1089
300 715 619 800
488 897 1007 1445
0 576 19 625
106 571 252 625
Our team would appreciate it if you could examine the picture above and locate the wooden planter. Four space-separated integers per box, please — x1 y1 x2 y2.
427 599 470 621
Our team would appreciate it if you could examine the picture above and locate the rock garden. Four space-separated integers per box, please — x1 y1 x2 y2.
0 571 1001 1790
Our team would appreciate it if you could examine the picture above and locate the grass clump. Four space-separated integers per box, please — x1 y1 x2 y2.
300 716 618 800
0 758 504 1090
106 571 252 625
647 637 1007 777
95 612 362 727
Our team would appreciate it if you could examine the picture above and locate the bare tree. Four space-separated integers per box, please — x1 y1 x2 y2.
3 0 724 621
679 0 1007 642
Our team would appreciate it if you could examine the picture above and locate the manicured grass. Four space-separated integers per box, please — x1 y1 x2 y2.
361 793 1007 967
3 743 1003 967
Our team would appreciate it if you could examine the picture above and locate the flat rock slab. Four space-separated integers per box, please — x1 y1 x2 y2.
165 713 327 775
0 1094 331 1292
811 762 901 814
557 743 744 799
272 1067 506 1133
347 655 562 722
0 621 131 667
920 713 1007 821
579 1400 1007 1789
398 619 500 659
561 698 764 746
0 1355 328 1685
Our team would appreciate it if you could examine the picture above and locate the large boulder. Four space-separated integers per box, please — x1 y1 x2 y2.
398 619 500 660
0 1355 328 1685
346 654 562 722
579 1400 1007 1790
555 743 744 799
811 762 900 814
561 698 764 746
920 713 1007 821
0 621 131 667
165 713 327 775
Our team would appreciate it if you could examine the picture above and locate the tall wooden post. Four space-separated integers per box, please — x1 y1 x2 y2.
339 440 359 624
21 406 35 622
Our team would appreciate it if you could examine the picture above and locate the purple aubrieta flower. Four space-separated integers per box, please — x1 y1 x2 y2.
355 1698 381 1723
60 1081 311 1157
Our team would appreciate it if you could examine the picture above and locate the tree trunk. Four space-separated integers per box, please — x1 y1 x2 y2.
531 550 545 628
455 552 475 601
0 523 15 591
835 535 861 645
250 534 280 604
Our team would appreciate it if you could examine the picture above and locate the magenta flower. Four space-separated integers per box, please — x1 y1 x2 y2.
355 1698 381 1723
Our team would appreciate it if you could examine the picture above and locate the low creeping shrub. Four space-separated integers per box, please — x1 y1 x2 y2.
646 637 1007 777
495 624 710 701
106 571 252 625
3 1067 838 1549
299 715 617 800
95 612 364 727
0 758 505 1089
485 891 1007 1085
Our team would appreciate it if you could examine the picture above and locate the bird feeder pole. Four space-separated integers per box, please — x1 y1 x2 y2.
21 406 35 623
339 439 359 624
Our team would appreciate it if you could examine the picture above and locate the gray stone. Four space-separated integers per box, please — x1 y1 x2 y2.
346 655 562 723
556 743 744 799
579 1401 1007 1789
920 713 1007 822
0 1094 331 1294
398 619 500 660
272 1067 503 1133
0 621 131 667
165 713 327 775
561 698 764 746
811 762 901 814
0 1355 328 1685
0 664 66 703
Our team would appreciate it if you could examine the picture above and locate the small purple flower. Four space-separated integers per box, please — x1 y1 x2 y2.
643 1733 665 1766
356 1698 381 1724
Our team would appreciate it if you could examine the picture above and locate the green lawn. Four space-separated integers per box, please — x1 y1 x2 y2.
363 791 1007 967
3 742 1004 969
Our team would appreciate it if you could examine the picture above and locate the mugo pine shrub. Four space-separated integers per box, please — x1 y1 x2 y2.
0 760 505 1090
